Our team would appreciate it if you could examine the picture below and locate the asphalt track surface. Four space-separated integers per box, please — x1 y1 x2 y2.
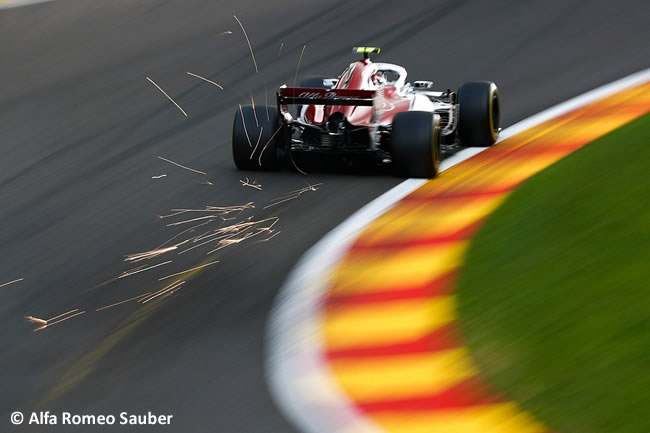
1 1 649 432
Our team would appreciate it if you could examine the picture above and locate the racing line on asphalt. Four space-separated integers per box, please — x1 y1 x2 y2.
268 69 650 433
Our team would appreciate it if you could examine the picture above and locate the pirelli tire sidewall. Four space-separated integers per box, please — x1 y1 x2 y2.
391 111 441 178
232 105 285 170
457 81 500 147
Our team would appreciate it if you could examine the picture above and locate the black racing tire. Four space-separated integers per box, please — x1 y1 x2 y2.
232 105 286 171
457 81 500 147
391 111 441 178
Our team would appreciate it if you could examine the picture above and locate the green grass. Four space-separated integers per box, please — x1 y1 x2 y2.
457 113 650 433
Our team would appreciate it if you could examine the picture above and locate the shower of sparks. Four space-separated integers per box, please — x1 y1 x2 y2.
159 260 220 280
250 127 263 160
186 72 223 90
233 15 258 74
118 261 173 279
263 78 270 122
32 310 86 332
240 177 262 190
160 203 255 220
239 104 254 148
157 156 207 175
217 30 233 37
293 44 307 88
125 246 178 263
141 280 186 304
277 42 284 56
178 216 279 255
96 292 153 312
264 183 322 209
152 174 167 179
146 76 188 117
0 278 24 288
156 220 212 249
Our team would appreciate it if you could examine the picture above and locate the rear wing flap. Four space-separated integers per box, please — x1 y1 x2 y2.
277 87 375 107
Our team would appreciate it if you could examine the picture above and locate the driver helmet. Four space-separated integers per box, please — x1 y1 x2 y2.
372 70 387 86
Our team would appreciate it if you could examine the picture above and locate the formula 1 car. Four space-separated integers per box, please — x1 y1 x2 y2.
232 47 500 178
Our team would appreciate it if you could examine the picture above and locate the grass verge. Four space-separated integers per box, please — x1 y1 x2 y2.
457 113 650 433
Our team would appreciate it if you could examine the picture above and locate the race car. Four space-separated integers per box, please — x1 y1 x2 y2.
232 47 500 178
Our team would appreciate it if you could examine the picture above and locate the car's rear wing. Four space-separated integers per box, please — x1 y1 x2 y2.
277 87 375 107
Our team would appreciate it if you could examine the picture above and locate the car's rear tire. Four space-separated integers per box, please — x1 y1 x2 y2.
391 111 441 178
457 81 500 147
232 105 285 170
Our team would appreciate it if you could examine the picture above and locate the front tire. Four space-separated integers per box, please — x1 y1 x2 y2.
391 111 441 178
232 105 285 170
457 81 500 147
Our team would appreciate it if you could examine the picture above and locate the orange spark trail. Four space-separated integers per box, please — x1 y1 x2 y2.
186 72 223 90
146 76 188 117
119 261 172 279
157 156 207 175
0 278 23 288
293 45 307 88
233 15 258 74
34 311 86 332
159 261 220 280
96 292 153 312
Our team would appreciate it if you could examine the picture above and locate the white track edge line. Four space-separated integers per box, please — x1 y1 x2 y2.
0 0 53 10
266 68 650 433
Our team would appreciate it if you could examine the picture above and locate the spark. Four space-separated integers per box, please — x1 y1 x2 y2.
118 260 173 279
263 77 270 121
239 104 254 148
34 311 86 332
186 72 223 90
47 309 79 322
277 42 284 57
264 183 322 209
255 230 281 243
157 156 207 175
217 30 232 37
0 278 24 288
250 93 259 127
165 215 222 227
293 44 307 88
258 125 284 166
200 180 214 185
152 174 167 179
141 280 186 304
125 246 178 263
96 292 153 312
158 260 220 280
25 316 47 325
240 177 262 190
146 76 188 117
289 148 308 175
233 15 258 74
250 127 263 160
